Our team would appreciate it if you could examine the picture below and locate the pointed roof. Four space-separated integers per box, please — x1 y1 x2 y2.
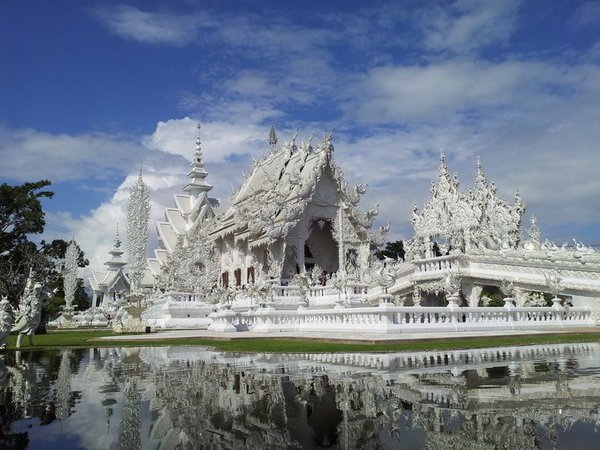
182 124 213 196
105 228 126 271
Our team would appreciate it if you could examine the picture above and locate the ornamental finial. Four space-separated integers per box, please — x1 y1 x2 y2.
196 123 202 151
191 123 204 168
114 224 121 248
269 124 278 152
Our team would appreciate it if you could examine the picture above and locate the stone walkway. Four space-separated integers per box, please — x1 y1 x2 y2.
94 327 599 344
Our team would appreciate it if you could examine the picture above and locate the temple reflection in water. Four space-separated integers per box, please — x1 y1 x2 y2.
1 343 599 449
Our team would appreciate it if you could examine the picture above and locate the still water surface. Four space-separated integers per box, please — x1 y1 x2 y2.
1 343 599 449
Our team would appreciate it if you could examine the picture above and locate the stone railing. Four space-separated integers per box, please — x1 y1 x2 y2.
223 302 596 334
159 292 209 302
414 255 460 273
271 284 366 301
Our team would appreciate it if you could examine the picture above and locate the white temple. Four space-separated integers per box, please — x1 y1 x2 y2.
85 124 600 332
89 229 129 310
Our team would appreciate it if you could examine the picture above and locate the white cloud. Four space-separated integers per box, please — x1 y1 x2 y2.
349 60 562 123
418 0 521 54
0 127 145 182
142 116 272 163
93 5 208 45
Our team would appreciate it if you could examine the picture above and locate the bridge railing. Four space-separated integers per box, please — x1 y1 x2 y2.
152 292 209 303
414 255 460 273
237 303 594 333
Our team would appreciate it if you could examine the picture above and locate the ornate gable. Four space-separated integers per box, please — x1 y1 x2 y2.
409 154 526 257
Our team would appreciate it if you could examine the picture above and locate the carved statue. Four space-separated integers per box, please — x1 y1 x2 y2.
545 273 563 299
443 269 461 298
11 275 45 348
500 279 515 298
291 273 310 306
0 296 14 350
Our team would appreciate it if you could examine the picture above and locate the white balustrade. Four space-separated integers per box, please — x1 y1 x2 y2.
236 303 594 334
415 255 460 273
160 292 208 303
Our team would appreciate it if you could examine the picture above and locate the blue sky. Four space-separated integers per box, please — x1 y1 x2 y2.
1 0 599 271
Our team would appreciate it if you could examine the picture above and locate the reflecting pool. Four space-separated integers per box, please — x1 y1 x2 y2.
1 342 599 449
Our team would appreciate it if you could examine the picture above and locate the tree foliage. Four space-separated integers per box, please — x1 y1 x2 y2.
0 181 89 315
374 240 405 261
0 180 53 252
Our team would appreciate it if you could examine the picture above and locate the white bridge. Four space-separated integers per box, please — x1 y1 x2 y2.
388 247 600 308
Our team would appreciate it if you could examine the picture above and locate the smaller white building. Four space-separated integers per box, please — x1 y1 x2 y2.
89 231 130 310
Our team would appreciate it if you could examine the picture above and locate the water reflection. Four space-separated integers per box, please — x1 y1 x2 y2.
1 343 599 449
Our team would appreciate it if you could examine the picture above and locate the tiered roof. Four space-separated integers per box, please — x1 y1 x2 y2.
148 124 218 274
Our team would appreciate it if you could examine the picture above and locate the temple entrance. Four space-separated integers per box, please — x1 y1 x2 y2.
304 218 339 273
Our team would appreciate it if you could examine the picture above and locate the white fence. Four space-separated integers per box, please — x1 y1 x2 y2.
208 302 595 333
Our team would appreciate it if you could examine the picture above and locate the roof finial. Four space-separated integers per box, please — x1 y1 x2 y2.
191 123 205 168
326 129 334 152
196 123 202 151
269 124 278 153
114 224 121 248
291 129 299 152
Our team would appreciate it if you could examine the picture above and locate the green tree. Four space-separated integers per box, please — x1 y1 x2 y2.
0 180 53 252
374 241 405 261
0 180 54 303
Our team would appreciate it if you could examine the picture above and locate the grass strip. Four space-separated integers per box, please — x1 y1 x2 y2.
4 330 600 353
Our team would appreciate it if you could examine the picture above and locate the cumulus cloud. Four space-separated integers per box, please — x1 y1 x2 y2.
142 116 271 163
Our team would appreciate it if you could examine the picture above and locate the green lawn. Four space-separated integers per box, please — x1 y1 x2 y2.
4 330 600 353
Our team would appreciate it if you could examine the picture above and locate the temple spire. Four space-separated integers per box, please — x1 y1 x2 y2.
183 123 213 196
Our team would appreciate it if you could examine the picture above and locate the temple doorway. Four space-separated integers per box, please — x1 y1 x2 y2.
304 218 339 273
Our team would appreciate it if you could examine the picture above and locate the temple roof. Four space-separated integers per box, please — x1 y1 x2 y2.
210 132 373 247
